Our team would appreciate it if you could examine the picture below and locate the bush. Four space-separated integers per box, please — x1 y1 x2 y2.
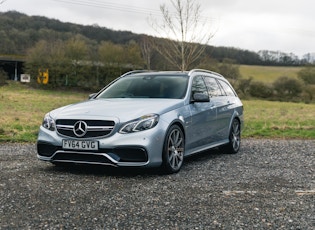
248 81 273 98
0 68 8 86
273 76 302 99
301 85 315 103
217 59 241 81
236 77 253 97
298 66 315 84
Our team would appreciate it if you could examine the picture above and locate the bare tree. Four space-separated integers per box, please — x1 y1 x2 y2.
140 35 153 70
0 0 7 5
150 0 213 71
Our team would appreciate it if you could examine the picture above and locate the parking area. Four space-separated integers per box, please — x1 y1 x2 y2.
0 139 314 229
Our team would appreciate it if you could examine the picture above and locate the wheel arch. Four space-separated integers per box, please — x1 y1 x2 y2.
167 120 186 140
229 111 242 134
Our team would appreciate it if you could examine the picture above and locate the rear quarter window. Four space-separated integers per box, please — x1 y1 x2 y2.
218 79 237 97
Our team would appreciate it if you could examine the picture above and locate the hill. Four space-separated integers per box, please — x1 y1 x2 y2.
0 11 138 55
0 11 304 66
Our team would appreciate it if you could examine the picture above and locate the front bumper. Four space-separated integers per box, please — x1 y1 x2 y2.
36 123 166 168
37 141 149 167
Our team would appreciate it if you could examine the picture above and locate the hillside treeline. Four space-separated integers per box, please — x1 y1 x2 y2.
1 11 314 103
0 11 310 67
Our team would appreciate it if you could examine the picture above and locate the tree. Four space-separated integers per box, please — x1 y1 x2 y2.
25 39 68 86
65 35 88 62
124 40 143 68
98 41 124 67
150 0 213 71
140 35 153 70
65 35 89 86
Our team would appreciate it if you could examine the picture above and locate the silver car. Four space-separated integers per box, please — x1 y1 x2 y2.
37 69 243 173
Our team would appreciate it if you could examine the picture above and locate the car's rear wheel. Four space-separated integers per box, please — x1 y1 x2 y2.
162 125 185 174
225 118 241 154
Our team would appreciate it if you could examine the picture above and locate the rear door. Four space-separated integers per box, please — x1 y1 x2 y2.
203 76 226 141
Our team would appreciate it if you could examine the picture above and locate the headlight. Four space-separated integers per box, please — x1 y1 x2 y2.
119 114 159 133
42 113 56 131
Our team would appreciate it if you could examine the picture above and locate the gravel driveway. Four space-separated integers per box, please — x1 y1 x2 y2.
0 139 314 229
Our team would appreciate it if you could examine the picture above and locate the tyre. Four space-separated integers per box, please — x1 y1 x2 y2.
162 125 185 174
224 118 241 154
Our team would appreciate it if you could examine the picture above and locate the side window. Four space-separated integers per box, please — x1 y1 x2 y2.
191 76 208 98
203 76 224 97
218 80 236 97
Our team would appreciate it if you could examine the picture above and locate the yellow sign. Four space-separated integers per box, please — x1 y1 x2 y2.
37 69 49 84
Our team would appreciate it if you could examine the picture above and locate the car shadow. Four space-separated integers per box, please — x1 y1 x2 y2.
44 163 158 177
42 147 228 177
182 147 226 168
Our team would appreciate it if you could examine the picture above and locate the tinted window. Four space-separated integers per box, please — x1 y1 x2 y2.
203 76 224 97
191 76 208 98
98 75 188 99
218 80 236 97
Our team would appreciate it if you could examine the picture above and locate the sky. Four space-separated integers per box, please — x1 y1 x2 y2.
1 0 314 57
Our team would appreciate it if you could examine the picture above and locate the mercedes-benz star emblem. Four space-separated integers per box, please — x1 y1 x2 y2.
73 121 88 137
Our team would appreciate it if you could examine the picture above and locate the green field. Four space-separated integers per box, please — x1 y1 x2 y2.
243 100 315 138
239 65 302 83
0 80 314 142
0 82 87 142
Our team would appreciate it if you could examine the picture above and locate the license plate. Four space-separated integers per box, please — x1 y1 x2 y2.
62 140 99 150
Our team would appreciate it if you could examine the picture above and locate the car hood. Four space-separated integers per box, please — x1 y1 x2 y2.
50 98 185 122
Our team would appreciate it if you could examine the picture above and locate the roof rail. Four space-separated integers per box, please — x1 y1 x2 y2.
121 70 152 77
188 69 225 78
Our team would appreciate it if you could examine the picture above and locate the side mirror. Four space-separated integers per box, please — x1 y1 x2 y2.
191 93 210 103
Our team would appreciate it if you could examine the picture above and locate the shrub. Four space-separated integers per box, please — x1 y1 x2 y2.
217 59 241 81
0 68 8 86
236 77 253 97
301 85 315 103
248 81 273 98
298 66 315 84
273 76 302 99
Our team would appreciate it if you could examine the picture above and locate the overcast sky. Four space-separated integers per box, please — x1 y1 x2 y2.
1 0 314 57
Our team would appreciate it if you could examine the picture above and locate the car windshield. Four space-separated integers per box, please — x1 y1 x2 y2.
97 75 189 99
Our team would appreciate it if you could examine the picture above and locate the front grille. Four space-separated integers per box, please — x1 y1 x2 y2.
56 119 115 138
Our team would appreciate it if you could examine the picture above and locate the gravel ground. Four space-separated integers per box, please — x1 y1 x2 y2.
0 139 314 229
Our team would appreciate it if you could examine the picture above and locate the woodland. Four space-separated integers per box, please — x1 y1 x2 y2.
0 11 314 103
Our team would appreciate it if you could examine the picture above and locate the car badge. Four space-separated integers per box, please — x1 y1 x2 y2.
73 121 88 137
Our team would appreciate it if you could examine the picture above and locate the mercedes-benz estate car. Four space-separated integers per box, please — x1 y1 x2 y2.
37 69 243 173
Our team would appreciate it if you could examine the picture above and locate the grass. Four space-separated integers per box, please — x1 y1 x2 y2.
242 100 315 139
0 81 314 142
0 82 87 142
239 65 302 83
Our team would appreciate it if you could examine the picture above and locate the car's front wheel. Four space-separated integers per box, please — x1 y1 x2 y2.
162 125 185 174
